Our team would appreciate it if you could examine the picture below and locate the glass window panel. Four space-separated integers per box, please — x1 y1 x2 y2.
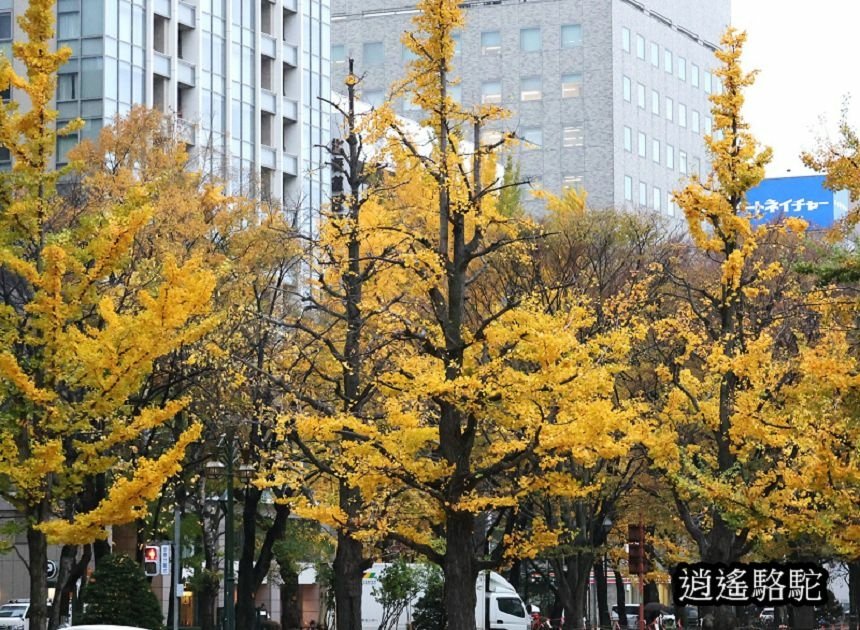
363 89 384 107
452 32 461 56
692 110 700 133
637 83 645 109
664 48 672 73
57 134 78 164
691 63 700 88
666 144 674 169
520 28 540 52
650 42 658 67
651 89 659 115
58 12 80 39
0 12 12 40
705 71 713 93
481 80 501 104
621 27 630 52
58 73 77 101
561 73 581 98
678 103 687 128
80 57 103 99
363 41 383 66
82 0 103 37
623 76 631 102
563 125 583 148
624 175 632 201
653 187 661 210
520 76 541 101
635 34 644 59
639 181 647 206
561 24 582 48
332 44 345 63
520 127 541 149
481 30 501 55
665 96 673 121
677 56 686 81
623 126 631 152
652 138 660 163
637 131 646 157
680 151 688 174
119 1 131 42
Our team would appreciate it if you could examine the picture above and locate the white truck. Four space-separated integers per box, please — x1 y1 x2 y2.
361 563 530 630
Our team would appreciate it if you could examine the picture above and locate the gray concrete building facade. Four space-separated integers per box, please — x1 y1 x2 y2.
331 0 730 214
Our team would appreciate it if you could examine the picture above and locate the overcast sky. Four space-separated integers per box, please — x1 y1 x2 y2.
731 1 860 177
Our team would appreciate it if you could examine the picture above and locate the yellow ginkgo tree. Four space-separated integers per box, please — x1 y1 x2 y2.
644 28 860 630
0 3 215 629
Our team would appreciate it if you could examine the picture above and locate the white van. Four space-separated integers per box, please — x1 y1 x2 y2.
361 563 529 630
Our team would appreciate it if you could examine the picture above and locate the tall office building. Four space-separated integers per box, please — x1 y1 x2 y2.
1 0 330 235
330 0 730 214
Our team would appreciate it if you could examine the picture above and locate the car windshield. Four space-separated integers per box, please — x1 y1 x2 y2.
0 606 26 618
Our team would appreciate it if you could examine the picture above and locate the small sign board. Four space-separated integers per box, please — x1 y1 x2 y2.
46 560 58 580
160 544 171 576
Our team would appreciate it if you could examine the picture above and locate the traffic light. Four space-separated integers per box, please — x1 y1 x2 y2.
143 545 159 577
627 524 651 574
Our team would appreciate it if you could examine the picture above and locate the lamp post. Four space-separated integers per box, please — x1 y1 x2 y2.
205 435 255 630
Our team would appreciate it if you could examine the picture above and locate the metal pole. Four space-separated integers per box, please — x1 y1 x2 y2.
224 439 235 630
174 502 181 630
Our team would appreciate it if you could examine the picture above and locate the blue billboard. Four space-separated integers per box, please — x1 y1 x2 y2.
745 175 849 229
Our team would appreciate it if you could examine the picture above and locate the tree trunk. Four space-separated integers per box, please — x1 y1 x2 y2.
199 577 219 630
334 493 366 630
848 559 860 630
237 489 261 630
791 605 815 630
28 524 49 630
48 544 81 630
444 512 478 630
613 567 627 629
280 567 302 630
595 560 609 629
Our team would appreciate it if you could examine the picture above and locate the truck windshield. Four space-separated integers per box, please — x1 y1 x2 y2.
498 597 525 617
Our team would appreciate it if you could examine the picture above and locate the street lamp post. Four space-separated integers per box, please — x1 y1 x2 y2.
205 435 255 630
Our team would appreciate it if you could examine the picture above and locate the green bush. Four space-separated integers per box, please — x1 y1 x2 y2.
80 553 165 630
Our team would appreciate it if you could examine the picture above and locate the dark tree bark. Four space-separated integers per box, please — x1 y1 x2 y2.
280 566 302 630
28 522 49 630
594 560 609 629
443 513 479 630
849 560 860 630
613 567 627 629
333 484 367 630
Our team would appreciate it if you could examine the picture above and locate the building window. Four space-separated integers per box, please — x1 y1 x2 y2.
665 96 673 122
402 43 418 61
449 84 462 102
623 76 631 102
666 144 674 169
153 14 169 54
521 127 542 149
57 73 77 101
481 30 501 55
57 134 78 164
639 181 647 206
80 57 103 99
332 44 346 64
363 42 384 66
664 48 672 73
622 27 630 52
563 174 582 189
637 83 645 109
691 63 700 88
561 73 582 98
635 34 645 59
521 27 541 52
680 150 688 174
520 76 542 101
363 89 384 107
653 186 661 211
638 131 646 158
261 56 274 91
677 56 686 81
561 24 582 48
650 42 659 67
624 175 633 201
623 126 632 152
652 138 660 163
692 110 701 133
452 33 462 56
564 125 584 147
58 11 80 39
0 12 10 41
693 157 701 177
481 80 501 104
261 0 273 35
651 89 660 115
667 193 676 216
678 103 687 128
705 116 713 135
704 71 712 93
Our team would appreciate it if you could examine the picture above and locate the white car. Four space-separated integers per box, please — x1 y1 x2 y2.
0 600 29 630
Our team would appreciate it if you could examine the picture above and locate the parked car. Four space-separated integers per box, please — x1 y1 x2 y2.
611 604 643 627
0 599 29 630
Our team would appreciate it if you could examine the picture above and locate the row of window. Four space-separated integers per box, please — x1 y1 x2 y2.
622 76 712 134
621 26 717 94
335 23 583 67
517 125 584 150
481 74 582 104
622 126 701 174
623 176 678 216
